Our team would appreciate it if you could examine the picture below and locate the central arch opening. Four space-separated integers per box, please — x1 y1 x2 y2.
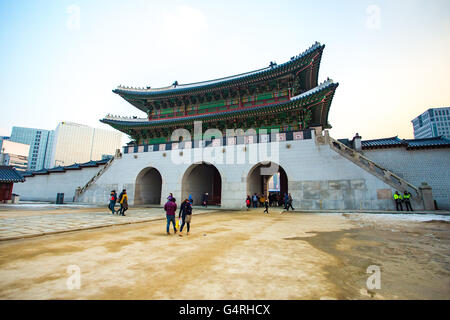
247 162 288 207
182 162 222 206
134 167 162 205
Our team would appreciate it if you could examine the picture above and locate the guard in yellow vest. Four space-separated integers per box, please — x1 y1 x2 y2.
393 191 403 211
403 191 413 212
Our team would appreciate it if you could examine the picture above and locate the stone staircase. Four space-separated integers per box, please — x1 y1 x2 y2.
320 131 421 198
74 149 121 202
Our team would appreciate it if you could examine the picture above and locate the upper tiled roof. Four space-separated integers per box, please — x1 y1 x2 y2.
113 42 324 98
0 166 25 183
362 136 450 150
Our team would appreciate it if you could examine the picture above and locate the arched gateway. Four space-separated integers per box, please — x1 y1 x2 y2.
182 162 222 206
134 167 162 205
247 162 288 205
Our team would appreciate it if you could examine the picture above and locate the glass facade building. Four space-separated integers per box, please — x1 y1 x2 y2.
10 127 54 171
412 107 450 139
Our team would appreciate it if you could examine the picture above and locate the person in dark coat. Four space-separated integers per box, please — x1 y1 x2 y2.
286 193 295 211
118 189 126 215
246 195 251 210
108 190 117 214
119 190 128 216
264 199 269 214
201 192 208 207
164 197 177 235
179 199 193 236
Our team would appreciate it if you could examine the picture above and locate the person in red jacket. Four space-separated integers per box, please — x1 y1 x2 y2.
164 197 177 235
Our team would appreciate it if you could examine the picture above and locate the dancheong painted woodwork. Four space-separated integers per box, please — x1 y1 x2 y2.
102 42 338 145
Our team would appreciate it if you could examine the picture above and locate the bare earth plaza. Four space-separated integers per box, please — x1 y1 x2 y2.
0 2 449 306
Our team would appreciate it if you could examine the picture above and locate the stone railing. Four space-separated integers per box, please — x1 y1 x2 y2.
324 131 421 197
74 150 121 202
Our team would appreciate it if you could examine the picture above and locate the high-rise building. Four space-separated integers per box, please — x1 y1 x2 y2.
0 140 30 171
10 127 54 171
50 122 122 167
412 107 450 139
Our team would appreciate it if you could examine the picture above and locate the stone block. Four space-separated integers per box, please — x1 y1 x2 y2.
377 189 392 200
350 179 366 190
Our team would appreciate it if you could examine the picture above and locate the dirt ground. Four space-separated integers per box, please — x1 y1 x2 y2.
0 210 449 300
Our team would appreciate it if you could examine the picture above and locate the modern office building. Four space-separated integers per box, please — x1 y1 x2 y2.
50 122 122 167
0 140 30 172
10 123 122 170
10 127 54 171
412 107 450 139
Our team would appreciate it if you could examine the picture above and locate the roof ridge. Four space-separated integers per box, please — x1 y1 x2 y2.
115 42 323 93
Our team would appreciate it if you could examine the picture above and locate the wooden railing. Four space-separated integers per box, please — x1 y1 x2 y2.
325 132 420 197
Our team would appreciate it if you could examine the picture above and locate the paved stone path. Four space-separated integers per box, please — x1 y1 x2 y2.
0 208 216 241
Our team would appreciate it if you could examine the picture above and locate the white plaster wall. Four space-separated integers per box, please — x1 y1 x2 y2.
364 148 450 209
13 166 105 202
78 136 408 211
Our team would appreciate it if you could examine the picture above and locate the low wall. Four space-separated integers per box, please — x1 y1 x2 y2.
13 166 105 202
364 148 450 210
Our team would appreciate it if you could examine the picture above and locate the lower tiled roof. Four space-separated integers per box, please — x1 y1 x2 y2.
0 166 26 183
362 136 450 150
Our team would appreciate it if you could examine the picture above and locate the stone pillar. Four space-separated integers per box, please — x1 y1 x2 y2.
419 182 434 210
352 133 362 152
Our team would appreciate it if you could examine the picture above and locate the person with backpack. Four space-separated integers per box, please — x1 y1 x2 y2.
246 195 251 210
164 197 177 235
108 190 117 214
252 193 258 208
178 199 193 236
118 189 128 216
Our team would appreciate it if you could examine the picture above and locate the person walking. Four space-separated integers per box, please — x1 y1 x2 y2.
263 199 269 214
252 193 258 208
246 195 251 210
403 191 414 212
284 193 289 210
201 192 208 207
108 190 117 214
164 197 177 235
117 189 125 215
259 194 265 207
286 193 295 211
179 199 193 236
119 190 128 216
394 191 403 211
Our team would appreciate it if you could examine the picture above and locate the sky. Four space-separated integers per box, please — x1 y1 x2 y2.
0 0 449 144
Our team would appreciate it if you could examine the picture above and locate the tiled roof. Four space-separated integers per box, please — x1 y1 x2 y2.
80 161 100 168
0 166 26 183
64 163 82 170
362 136 450 150
25 159 110 177
362 137 403 149
102 80 339 129
113 42 324 98
404 136 450 149
47 166 66 173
